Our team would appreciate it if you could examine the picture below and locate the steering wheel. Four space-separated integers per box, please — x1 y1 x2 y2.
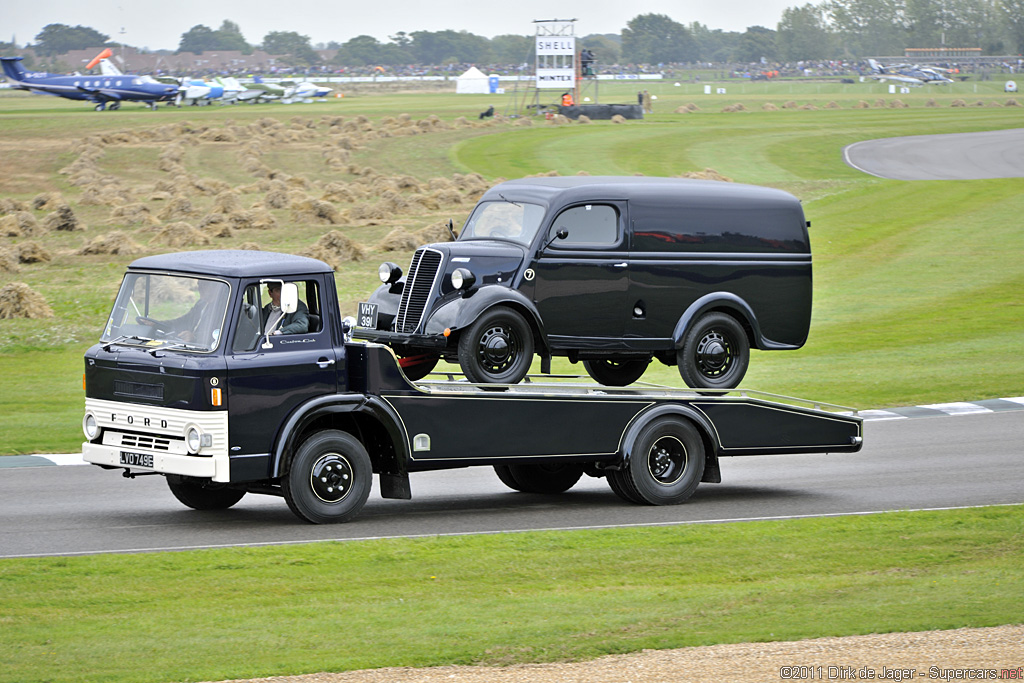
136 316 171 333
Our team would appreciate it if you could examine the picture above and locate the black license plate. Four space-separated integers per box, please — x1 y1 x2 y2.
119 451 154 468
357 302 378 328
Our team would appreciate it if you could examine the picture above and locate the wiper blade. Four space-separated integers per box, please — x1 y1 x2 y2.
498 193 521 207
102 335 153 351
150 341 208 355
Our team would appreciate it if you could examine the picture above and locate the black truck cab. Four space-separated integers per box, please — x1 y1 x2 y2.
356 176 813 389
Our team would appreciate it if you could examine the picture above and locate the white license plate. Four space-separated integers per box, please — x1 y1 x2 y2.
119 451 153 468
357 302 378 328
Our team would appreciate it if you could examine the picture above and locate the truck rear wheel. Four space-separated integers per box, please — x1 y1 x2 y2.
458 306 534 384
166 476 246 510
612 417 704 505
284 430 372 524
583 358 650 386
494 463 584 494
678 312 749 390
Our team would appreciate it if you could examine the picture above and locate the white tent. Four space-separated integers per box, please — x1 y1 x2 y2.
456 66 491 94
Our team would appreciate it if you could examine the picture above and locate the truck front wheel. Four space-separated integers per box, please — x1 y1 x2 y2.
609 417 705 505
458 306 534 384
166 476 246 510
284 430 372 524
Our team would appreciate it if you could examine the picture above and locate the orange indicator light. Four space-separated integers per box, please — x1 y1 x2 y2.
211 388 223 406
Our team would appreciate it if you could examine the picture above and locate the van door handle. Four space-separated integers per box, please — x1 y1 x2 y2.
316 357 336 368
612 262 628 269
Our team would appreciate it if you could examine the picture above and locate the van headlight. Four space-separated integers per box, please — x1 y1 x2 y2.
378 262 402 284
451 268 476 290
83 412 100 440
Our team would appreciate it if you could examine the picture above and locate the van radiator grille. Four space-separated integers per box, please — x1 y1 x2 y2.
395 248 442 333
119 434 172 451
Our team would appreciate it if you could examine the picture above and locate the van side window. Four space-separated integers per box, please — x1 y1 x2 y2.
549 205 619 247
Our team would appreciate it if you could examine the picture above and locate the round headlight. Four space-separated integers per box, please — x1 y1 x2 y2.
378 262 402 284
451 267 476 290
83 413 100 440
186 426 202 453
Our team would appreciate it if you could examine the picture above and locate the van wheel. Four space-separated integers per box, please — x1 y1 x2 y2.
583 358 650 386
614 417 705 505
496 463 584 493
678 313 749 390
458 306 534 384
283 430 372 524
166 476 246 510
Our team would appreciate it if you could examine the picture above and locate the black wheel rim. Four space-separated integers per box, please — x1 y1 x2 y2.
695 329 734 379
647 436 688 486
476 323 521 375
309 453 354 503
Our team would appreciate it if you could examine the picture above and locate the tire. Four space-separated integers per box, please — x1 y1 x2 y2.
619 417 705 505
606 469 645 504
398 353 439 382
283 430 372 524
502 463 584 494
678 312 749 390
457 306 534 384
583 358 650 386
493 465 523 491
166 475 246 510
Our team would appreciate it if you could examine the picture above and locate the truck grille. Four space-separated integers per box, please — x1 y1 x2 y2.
395 248 443 333
119 433 172 451
114 380 164 401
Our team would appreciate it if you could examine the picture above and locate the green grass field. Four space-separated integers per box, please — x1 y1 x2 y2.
1 506 1022 683
0 80 1022 683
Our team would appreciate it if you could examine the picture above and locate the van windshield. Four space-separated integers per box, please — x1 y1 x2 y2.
101 273 230 352
460 200 546 246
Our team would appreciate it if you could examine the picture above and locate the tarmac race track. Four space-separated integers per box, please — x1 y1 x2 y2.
842 127 1024 179
1 411 1022 558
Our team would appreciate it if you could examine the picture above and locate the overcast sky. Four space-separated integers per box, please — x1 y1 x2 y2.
7 0 794 52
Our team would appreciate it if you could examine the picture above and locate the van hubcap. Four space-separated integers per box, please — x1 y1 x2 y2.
696 332 731 376
478 325 516 371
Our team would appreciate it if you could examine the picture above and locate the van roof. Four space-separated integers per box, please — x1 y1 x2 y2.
482 176 800 209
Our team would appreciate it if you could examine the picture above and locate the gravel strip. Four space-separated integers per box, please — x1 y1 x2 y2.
200 625 1023 683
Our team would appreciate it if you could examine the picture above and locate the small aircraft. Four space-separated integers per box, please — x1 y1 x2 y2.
0 50 178 110
867 58 954 86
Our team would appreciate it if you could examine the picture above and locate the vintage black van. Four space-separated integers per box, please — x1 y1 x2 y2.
355 176 812 389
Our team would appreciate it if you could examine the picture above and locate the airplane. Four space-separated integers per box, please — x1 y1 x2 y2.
279 79 332 103
867 58 954 86
0 52 178 110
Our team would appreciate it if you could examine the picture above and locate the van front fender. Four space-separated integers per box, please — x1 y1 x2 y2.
424 286 549 352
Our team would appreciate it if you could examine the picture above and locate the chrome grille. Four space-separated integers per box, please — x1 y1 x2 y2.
119 433 172 451
395 248 443 333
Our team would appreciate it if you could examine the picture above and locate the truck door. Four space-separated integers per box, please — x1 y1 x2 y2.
530 202 629 344
224 278 338 459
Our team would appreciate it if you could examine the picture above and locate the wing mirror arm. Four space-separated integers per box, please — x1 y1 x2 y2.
542 229 569 251
260 281 298 349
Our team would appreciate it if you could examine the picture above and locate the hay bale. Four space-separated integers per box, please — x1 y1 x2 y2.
42 205 84 232
1007 99 1021 107
211 190 243 214
577 115 592 124
310 230 367 263
198 214 235 238
109 203 156 226
799 103 817 111
515 117 533 126
678 168 733 182
152 222 211 248
238 242 262 250
762 103 779 111
951 99 967 107
230 209 277 230
926 99 939 108
157 197 196 221
416 222 457 243
295 199 342 225
16 241 52 263
432 189 464 206
889 99 908 108
611 115 627 124
0 245 19 272
0 282 54 319
825 101 841 109
31 192 64 211
78 231 144 256
0 198 30 214
854 100 871 109
376 228 421 252
1 212 39 237
874 98 886 108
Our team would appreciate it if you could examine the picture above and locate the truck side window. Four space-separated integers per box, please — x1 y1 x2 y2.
232 284 263 353
548 205 619 247
231 280 322 353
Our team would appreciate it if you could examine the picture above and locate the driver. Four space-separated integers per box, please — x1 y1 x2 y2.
478 203 523 239
261 281 309 335
163 279 222 344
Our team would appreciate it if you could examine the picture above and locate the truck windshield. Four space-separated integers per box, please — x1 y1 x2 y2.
101 273 230 352
460 200 545 246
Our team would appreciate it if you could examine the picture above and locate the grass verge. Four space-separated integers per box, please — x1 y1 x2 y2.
1 505 1022 683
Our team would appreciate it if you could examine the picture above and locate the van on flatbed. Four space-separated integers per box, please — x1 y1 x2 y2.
82 250 862 524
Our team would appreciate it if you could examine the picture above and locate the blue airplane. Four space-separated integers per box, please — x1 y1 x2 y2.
0 54 178 111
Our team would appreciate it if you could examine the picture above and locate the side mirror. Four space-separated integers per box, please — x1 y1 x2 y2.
543 229 569 251
280 282 298 314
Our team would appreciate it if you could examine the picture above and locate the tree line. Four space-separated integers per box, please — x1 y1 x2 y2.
15 0 1024 71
